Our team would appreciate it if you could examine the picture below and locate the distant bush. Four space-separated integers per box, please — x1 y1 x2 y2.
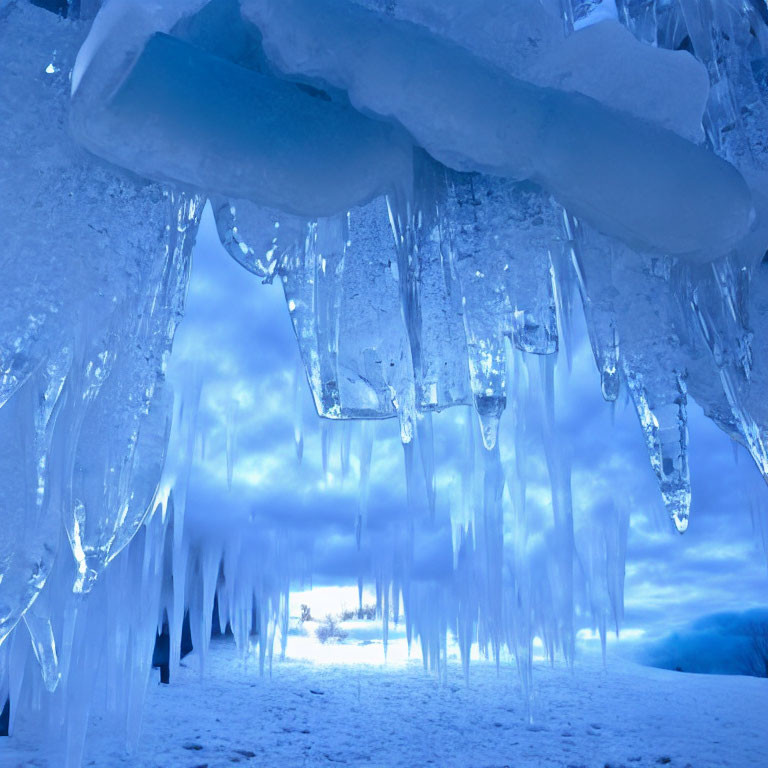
315 615 348 644
744 621 768 678
300 604 312 623
339 603 377 621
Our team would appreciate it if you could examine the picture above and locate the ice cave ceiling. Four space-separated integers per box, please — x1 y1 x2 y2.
2 0 768 765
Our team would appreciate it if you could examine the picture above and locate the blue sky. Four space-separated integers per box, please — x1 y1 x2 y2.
168 203 768 642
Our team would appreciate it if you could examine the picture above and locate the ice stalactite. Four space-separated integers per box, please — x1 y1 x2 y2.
292 360 305 464
67 192 202 593
54 0 768 542
565 214 621 402
0 511 167 768
505 348 535 706
386 154 471 416
0 3 201 641
439 172 563 448
575 497 629 662
217 195 424 444
186 544 223 677
567 0 768 525
355 420 375 547
0 7 206 764
1 475 292 766
564 217 694 531
0 359 67 648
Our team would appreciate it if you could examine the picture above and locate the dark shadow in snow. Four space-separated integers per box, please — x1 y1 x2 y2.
639 607 768 676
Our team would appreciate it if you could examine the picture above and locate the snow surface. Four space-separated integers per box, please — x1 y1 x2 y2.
3 635 767 768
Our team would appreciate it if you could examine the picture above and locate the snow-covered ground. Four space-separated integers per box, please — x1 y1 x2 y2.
3 627 767 768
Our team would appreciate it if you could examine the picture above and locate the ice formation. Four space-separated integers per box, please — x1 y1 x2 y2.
2 0 768 764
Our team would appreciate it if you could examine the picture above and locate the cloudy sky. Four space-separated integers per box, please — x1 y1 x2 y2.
167 203 768 644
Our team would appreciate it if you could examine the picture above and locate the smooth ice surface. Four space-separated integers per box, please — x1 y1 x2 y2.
70 2 413 216
375 3 709 141
245 0 753 258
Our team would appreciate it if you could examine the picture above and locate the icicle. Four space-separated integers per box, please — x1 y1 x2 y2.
687 256 768 482
478 440 506 666
292 360 304 464
0 348 69 647
616 0 661 45
382 582 390 659
124 511 167 752
281 216 343 418
386 152 471 413
226 398 238 491
23 611 60 693
311 216 345 417
675 0 759 159
212 196 296 283
439 171 565 448
279 587 290 662
440 173 507 449
356 421 374 548
66 190 202 594
565 211 694 533
340 421 351 481
416 411 436 517
506 348 535 710
167 500 189 681
624 365 691 533
392 580 401 626
105 382 174 568
278 198 418 424
459 406 476 536
402 440 417 511
321 420 331 482
566 212 621 402
187 545 221 677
